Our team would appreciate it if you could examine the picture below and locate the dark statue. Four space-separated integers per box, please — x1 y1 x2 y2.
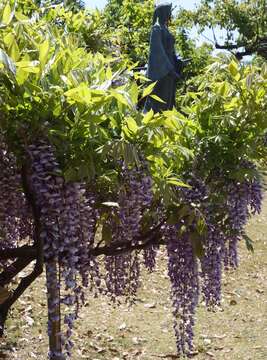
144 3 183 113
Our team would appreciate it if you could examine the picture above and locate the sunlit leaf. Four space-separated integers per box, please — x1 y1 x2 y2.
15 11 29 22
2 3 12 25
228 61 239 77
110 90 130 107
39 39 50 69
150 94 165 103
10 40 20 62
125 117 138 134
143 109 154 124
141 81 157 98
129 81 139 104
15 60 40 73
167 178 191 188
64 83 92 104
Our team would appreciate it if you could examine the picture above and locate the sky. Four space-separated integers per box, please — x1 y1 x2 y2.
84 0 107 9
84 0 199 11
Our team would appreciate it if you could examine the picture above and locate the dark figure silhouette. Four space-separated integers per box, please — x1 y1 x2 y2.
144 3 182 113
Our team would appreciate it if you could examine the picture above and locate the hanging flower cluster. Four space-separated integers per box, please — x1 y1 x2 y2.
0 141 264 359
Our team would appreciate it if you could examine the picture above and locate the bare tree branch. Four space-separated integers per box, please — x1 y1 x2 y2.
214 35 267 60
0 246 37 259
215 42 244 50
0 257 34 286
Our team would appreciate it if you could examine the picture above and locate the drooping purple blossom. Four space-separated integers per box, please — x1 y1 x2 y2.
28 142 100 358
165 224 199 356
28 142 64 357
200 225 224 307
143 245 158 272
104 161 153 302
0 141 33 269
223 161 263 268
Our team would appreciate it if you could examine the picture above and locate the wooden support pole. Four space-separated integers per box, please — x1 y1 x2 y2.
46 260 64 360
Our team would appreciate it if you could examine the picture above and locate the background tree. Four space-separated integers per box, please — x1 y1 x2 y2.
103 0 213 84
103 0 154 65
42 0 85 11
176 0 267 60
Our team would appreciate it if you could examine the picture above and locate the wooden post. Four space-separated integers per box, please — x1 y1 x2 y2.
46 261 65 360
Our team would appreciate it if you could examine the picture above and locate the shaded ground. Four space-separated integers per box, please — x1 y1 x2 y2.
1 195 266 360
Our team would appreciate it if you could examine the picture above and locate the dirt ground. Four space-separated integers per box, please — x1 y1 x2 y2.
0 194 266 360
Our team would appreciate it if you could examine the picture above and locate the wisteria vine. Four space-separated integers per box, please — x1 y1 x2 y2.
0 140 264 359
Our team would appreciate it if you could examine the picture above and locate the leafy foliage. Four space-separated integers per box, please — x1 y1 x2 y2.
103 0 154 65
185 56 267 170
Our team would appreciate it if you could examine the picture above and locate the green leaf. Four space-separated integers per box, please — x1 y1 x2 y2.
166 212 178 225
15 11 29 22
190 232 204 258
64 84 92 104
102 223 112 244
167 178 191 188
111 90 130 107
125 117 138 135
178 205 191 220
39 39 50 69
243 234 254 253
143 109 154 124
196 217 206 235
10 40 20 62
228 61 239 77
3 33 14 47
15 60 40 73
77 162 93 180
229 168 258 181
141 81 157 98
2 3 12 25
262 63 267 78
129 81 139 104
3 33 20 61
216 81 229 96
64 167 78 182
106 66 112 80
177 145 194 160
16 68 29 85
123 142 135 165
150 94 165 103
